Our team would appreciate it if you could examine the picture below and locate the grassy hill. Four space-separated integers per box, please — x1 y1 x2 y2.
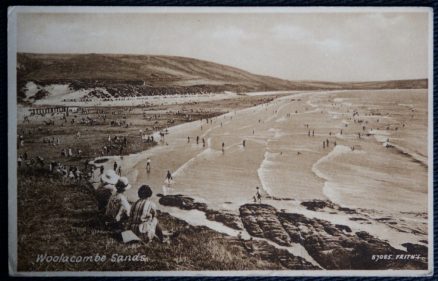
17 53 428 104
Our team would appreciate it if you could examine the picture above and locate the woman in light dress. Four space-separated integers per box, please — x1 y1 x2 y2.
105 176 132 229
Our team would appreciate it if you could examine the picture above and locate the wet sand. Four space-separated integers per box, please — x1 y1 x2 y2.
93 89 428 252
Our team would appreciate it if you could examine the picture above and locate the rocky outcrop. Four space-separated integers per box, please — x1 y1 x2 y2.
240 204 427 270
158 194 242 230
301 200 334 211
402 243 428 257
301 199 357 214
239 204 292 246
238 239 319 270
158 194 208 211
205 210 243 230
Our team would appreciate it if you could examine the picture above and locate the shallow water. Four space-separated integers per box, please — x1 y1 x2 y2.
99 89 428 248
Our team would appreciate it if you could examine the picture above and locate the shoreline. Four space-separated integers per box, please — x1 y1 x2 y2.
16 88 429 271
88 90 428 266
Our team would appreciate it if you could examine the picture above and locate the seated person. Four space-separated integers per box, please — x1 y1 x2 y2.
96 169 119 211
129 185 167 243
105 176 131 230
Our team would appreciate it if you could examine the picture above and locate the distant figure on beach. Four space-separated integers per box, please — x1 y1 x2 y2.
146 158 151 173
129 185 169 243
166 170 173 182
187 136 190 143
243 140 246 147
196 136 199 144
100 165 104 175
117 166 122 176
202 138 206 147
164 170 174 195
253 187 262 204
114 161 118 171
222 142 225 153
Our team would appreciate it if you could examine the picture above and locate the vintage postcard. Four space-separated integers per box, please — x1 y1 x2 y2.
8 6 433 276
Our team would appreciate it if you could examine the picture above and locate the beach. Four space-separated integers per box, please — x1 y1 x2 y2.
16 88 429 271
91 89 428 258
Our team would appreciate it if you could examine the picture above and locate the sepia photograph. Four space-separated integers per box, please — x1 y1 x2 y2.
8 6 433 276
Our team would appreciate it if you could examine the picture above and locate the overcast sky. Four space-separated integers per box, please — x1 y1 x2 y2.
16 10 430 82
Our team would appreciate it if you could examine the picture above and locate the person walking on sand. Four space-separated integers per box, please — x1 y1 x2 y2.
166 170 173 182
146 158 151 173
253 187 262 204
187 136 190 143
114 161 118 171
164 170 173 195
202 138 205 147
222 142 225 153
243 140 246 147
196 136 199 145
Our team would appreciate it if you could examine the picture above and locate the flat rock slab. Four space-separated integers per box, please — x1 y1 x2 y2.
158 194 243 230
240 203 428 270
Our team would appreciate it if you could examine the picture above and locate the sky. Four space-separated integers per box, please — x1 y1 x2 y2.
16 9 430 82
